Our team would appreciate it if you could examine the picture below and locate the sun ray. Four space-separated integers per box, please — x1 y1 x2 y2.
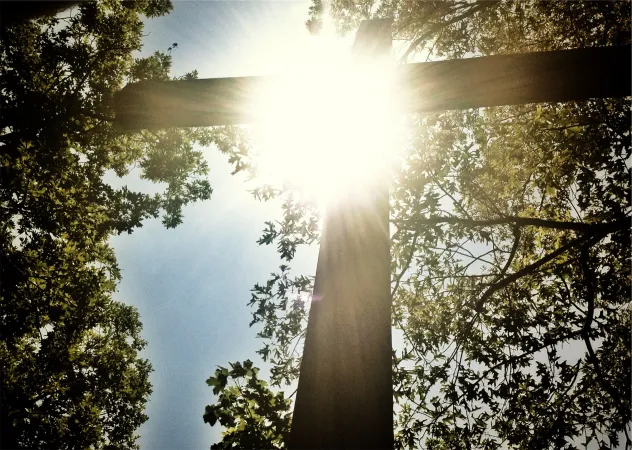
242 23 403 206
248 33 405 207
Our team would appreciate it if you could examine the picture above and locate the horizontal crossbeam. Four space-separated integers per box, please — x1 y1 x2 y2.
115 45 631 130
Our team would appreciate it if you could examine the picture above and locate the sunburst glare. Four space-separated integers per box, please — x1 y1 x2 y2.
248 32 405 206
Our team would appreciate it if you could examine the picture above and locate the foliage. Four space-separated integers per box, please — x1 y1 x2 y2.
204 360 292 450
248 264 313 386
0 1 248 448
205 1 631 449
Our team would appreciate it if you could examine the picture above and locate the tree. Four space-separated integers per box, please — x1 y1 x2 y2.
1 1 248 447
204 1 631 448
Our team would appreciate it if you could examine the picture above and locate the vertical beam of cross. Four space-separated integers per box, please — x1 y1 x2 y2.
288 20 394 450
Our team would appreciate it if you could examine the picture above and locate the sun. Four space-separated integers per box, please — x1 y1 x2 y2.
248 36 404 206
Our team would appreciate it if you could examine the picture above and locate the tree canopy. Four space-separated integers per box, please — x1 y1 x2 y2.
0 1 246 447
204 1 631 449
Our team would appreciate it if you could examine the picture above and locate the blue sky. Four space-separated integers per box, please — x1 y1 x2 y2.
108 2 331 448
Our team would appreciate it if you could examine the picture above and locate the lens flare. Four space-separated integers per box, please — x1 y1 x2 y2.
249 39 404 205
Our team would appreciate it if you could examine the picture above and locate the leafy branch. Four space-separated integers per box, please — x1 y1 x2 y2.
395 215 630 234
580 247 632 447
473 219 629 313
400 1 496 62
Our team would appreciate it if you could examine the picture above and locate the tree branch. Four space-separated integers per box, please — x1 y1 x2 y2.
498 227 520 280
473 232 598 313
392 228 421 297
398 215 630 234
471 215 629 314
430 170 474 220
400 2 495 62
288 386 298 399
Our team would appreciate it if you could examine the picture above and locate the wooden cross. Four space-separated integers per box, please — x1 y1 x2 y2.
114 20 630 450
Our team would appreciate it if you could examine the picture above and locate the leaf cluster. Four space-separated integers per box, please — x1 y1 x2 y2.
204 360 292 449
